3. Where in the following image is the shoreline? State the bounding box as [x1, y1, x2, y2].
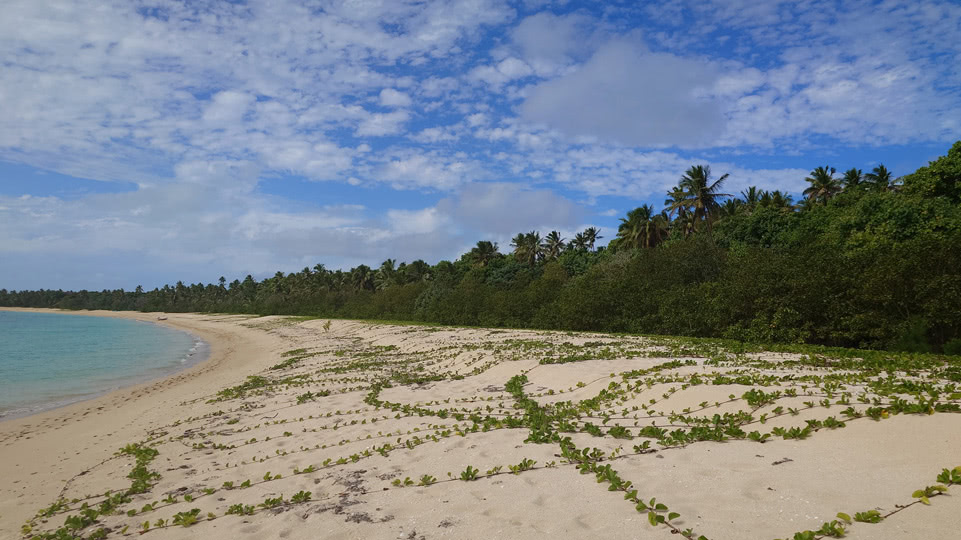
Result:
[0, 308, 283, 536]
[0, 308, 210, 422]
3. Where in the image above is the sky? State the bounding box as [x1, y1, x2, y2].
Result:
[1, 0, 960, 291]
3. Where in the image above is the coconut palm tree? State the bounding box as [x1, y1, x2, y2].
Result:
[510, 232, 526, 255]
[796, 197, 818, 212]
[350, 265, 375, 291]
[614, 206, 649, 249]
[541, 231, 566, 260]
[803, 166, 840, 205]
[666, 165, 731, 235]
[310, 264, 332, 291]
[842, 168, 864, 191]
[758, 190, 794, 211]
[664, 187, 692, 236]
[511, 231, 542, 266]
[719, 198, 743, 219]
[569, 232, 588, 251]
[770, 190, 794, 211]
[741, 186, 762, 210]
[468, 240, 500, 266]
[864, 164, 893, 191]
[582, 227, 602, 251]
[673, 211, 697, 237]
[402, 259, 432, 282]
[615, 205, 668, 249]
[375, 259, 397, 290]
[664, 186, 688, 218]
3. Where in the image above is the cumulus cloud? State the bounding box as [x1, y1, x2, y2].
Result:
[372, 151, 484, 190]
[436, 182, 584, 236]
[521, 40, 726, 148]
[468, 56, 534, 88]
[355, 110, 411, 136]
[379, 89, 413, 108]
[202, 91, 255, 126]
[387, 207, 450, 236]
[510, 12, 599, 75]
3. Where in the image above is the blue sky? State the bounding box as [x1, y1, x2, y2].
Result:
[1, 0, 959, 290]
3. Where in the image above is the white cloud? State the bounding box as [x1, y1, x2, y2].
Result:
[497, 57, 533, 79]
[0, 0, 513, 189]
[466, 113, 489, 127]
[387, 207, 449, 236]
[202, 91, 255, 126]
[411, 126, 461, 143]
[436, 182, 583, 236]
[355, 110, 411, 136]
[379, 88, 413, 108]
[521, 40, 726, 148]
[510, 12, 598, 76]
[372, 151, 482, 190]
[468, 56, 534, 88]
[173, 160, 261, 194]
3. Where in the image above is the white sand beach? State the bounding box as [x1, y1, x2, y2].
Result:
[2, 310, 959, 540]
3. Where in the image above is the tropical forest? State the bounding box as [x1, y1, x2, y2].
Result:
[4, 141, 961, 354]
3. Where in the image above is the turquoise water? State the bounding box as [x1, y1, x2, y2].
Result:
[0, 311, 206, 419]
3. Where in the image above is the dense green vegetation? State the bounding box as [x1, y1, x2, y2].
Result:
[3, 142, 960, 353]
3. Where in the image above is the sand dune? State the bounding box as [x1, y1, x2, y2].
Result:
[3, 311, 960, 540]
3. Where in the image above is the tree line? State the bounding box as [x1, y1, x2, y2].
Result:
[4, 142, 960, 353]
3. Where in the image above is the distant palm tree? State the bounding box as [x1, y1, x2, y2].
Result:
[582, 227, 602, 251]
[402, 259, 432, 282]
[615, 206, 650, 249]
[741, 186, 762, 209]
[664, 186, 688, 218]
[673, 212, 697, 237]
[350, 265, 375, 291]
[569, 232, 588, 251]
[759, 190, 772, 207]
[666, 165, 731, 235]
[511, 231, 542, 266]
[769, 190, 794, 210]
[469, 240, 500, 266]
[864, 164, 893, 191]
[803, 166, 840, 205]
[375, 259, 397, 290]
[719, 198, 743, 219]
[796, 197, 818, 212]
[758, 190, 794, 211]
[510, 232, 526, 255]
[615, 205, 668, 249]
[541, 231, 566, 260]
[665, 187, 692, 236]
[842, 168, 863, 190]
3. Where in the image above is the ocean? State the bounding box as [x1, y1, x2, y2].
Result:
[0, 310, 206, 420]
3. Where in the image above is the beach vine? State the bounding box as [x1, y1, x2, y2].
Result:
[20, 320, 961, 540]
